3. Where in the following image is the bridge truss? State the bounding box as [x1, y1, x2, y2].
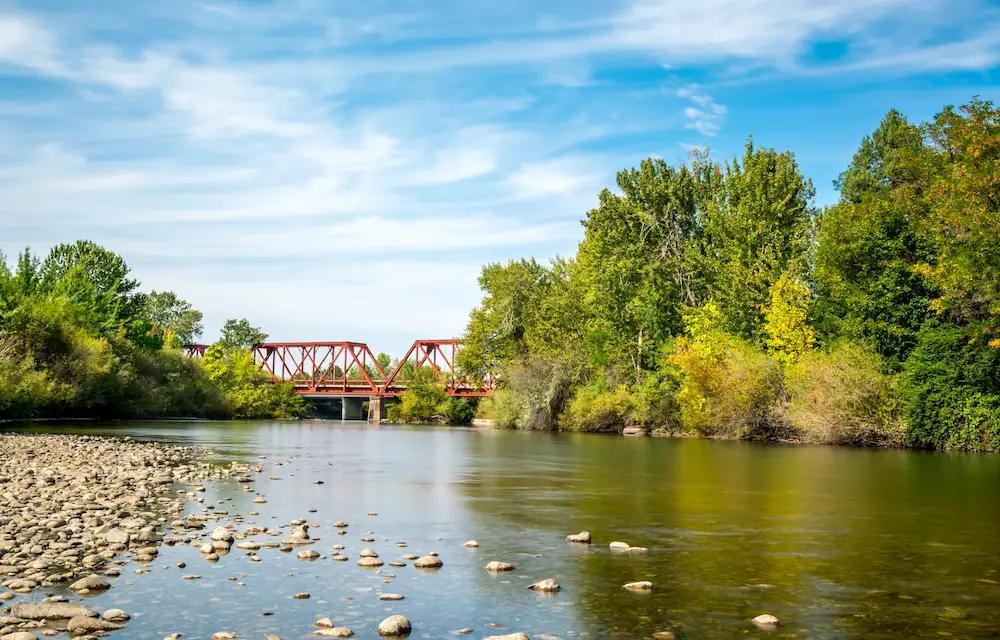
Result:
[224, 339, 496, 397]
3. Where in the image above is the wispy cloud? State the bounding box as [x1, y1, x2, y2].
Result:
[676, 85, 727, 137]
[0, 0, 996, 347]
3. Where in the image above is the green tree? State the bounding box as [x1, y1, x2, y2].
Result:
[218, 318, 267, 350]
[37, 240, 146, 341]
[202, 344, 305, 419]
[813, 109, 935, 365]
[144, 290, 204, 345]
[458, 259, 550, 377]
[917, 97, 1000, 344]
[698, 141, 816, 342]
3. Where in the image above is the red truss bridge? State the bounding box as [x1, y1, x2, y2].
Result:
[186, 339, 495, 398]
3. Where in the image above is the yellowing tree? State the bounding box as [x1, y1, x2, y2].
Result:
[763, 272, 815, 366]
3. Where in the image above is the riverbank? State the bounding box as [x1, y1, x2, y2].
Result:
[0, 433, 261, 638]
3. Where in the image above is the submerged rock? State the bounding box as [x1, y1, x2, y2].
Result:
[565, 531, 591, 543]
[752, 614, 780, 627]
[528, 578, 561, 592]
[485, 561, 515, 572]
[623, 581, 654, 591]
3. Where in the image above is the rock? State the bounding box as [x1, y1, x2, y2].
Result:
[413, 555, 442, 569]
[485, 561, 515, 572]
[211, 634, 237, 640]
[453, 629, 473, 635]
[297, 550, 320, 560]
[66, 615, 123, 634]
[623, 580, 654, 591]
[626, 546, 648, 553]
[316, 617, 334, 628]
[379, 593, 405, 600]
[377, 615, 412, 637]
[622, 426, 649, 436]
[293, 592, 310, 599]
[566, 531, 591, 543]
[528, 578, 560, 592]
[68, 574, 110, 593]
[313, 629, 353, 638]
[1, 633, 39, 640]
[357, 556, 384, 567]
[360, 548, 379, 558]
[210, 527, 233, 541]
[652, 632, 678, 639]
[463, 540, 479, 548]
[12, 602, 97, 620]
[752, 614, 780, 627]
[609, 541, 630, 551]
[483, 634, 528, 640]
[104, 529, 130, 544]
[101, 609, 130, 623]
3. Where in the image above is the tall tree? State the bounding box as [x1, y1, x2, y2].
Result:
[144, 290, 204, 345]
[576, 158, 706, 380]
[37, 240, 146, 340]
[813, 110, 936, 366]
[217, 318, 267, 350]
[699, 141, 816, 343]
[918, 97, 1000, 345]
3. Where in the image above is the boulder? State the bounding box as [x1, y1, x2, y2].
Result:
[12, 602, 97, 620]
[566, 531, 591, 543]
[377, 615, 411, 637]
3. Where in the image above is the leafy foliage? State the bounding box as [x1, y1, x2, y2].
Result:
[462, 97, 999, 452]
[0, 241, 298, 421]
[386, 367, 476, 425]
[218, 318, 268, 350]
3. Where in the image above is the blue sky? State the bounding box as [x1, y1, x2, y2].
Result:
[0, 0, 997, 355]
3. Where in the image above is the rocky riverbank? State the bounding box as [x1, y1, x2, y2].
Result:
[0, 433, 260, 639]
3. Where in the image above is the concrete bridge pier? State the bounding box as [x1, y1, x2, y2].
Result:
[341, 396, 366, 421]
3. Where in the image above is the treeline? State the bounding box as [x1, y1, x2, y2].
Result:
[459, 98, 1000, 452]
[0, 241, 305, 420]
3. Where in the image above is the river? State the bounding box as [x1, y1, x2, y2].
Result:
[2, 420, 999, 639]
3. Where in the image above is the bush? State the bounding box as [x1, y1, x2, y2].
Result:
[385, 368, 476, 425]
[901, 322, 1000, 452]
[203, 345, 307, 419]
[476, 357, 570, 430]
[559, 381, 634, 432]
[667, 334, 785, 438]
[784, 343, 906, 446]
[440, 397, 477, 425]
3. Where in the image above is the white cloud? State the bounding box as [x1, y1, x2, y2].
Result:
[676, 85, 726, 136]
[506, 159, 597, 200]
[0, 14, 64, 75]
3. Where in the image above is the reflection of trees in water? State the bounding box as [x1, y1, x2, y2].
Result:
[457, 432, 1000, 638]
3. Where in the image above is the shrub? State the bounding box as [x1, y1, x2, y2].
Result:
[440, 397, 477, 425]
[901, 321, 1000, 452]
[784, 343, 906, 446]
[559, 381, 634, 432]
[477, 357, 570, 430]
[667, 334, 785, 438]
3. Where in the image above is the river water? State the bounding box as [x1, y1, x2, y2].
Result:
[2, 420, 999, 639]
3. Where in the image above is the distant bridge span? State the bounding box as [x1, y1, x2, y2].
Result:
[185, 338, 495, 399]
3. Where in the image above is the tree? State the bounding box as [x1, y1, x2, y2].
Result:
[698, 141, 816, 343]
[763, 271, 815, 367]
[917, 97, 1000, 344]
[813, 109, 936, 366]
[36, 240, 147, 341]
[575, 158, 705, 380]
[144, 290, 204, 345]
[217, 318, 267, 350]
[458, 259, 550, 377]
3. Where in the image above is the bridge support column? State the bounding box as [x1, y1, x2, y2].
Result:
[368, 396, 382, 424]
[341, 396, 365, 421]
